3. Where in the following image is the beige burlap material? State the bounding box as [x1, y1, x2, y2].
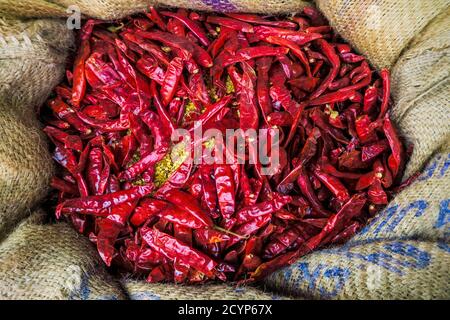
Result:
[0, 18, 73, 238]
[0, 210, 127, 299]
[123, 280, 293, 300]
[0, 0, 311, 19]
[0, 1, 449, 300]
[316, 0, 450, 70]
[390, 7, 450, 179]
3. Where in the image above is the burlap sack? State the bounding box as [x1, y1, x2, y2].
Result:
[390, 7, 450, 178]
[0, 18, 73, 238]
[316, 0, 450, 69]
[123, 280, 292, 300]
[0, 0, 311, 20]
[0, 1, 448, 300]
[0, 210, 127, 300]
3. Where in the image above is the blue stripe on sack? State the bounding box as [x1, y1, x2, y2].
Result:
[201, 0, 237, 12]
[68, 271, 90, 300]
[319, 241, 431, 275]
[417, 153, 450, 181]
[283, 263, 351, 298]
[435, 198, 450, 235]
[129, 291, 161, 300]
[437, 241, 450, 253]
[358, 198, 450, 237]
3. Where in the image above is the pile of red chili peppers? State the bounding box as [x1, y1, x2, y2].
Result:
[41, 7, 408, 283]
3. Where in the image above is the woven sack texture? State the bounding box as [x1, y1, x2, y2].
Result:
[315, 0, 450, 69]
[0, 18, 73, 238]
[0, 1, 448, 299]
[0, 0, 311, 19]
[0, 210, 127, 300]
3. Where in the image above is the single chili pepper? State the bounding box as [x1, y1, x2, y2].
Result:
[263, 226, 305, 259]
[136, 55, 165, 83]
[161, 11, 210, 46]
[378, 69, 391, 119]
[130, 198, 169, 226]
[158, 205, 207, 229]
[255, 57, 273, 123]
[254, 26, 322, 46]
[235, 193, 291, 225]
[162, 189, 214, 227]
[263, 36, 312, 76]
[150, 81, 176, 135]
[122, 32, 170, 65]
[146, 7, 166, 31]
[297, 168, 332, 218]
[86, 147, 104, 195]
[76, 111, 129, 132]
[221, 46, 289, 68]
[313, 166, 350, 202]
[50, 176, 79, 195]
[160, 57, 184, 106]
[56, 185, 154, 218]
[363, 85, 378, 114]
[303, 6, 327, 26]
[383, 115, 404, 179]
[49, 97, 92, 135]
[72, 20, 94, 107]
[199, 165, 218, 215]
[308, 89, 357, 106]
[232, 214, 272, 240]
[135, 30, 213, 68]
[305, 26, 332, 34]
[141, 227, 223, 279]
[225, 13, 297, 29]
[43, 126, 83, 152]
[340, 52, 365, 63]
[206, 16, 254, 32]
[361, 140, 389, 162]
[214, 163, 235, 219]
[355, 114, 378, 143]
[309, 39, 340, 100]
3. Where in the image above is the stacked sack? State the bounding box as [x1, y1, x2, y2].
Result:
[0, 0, 448, 299]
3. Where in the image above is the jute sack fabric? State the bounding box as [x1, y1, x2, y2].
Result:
[0, 0, 311, 19]
[0, 18, 73, 238]
[0, 210, 127, 299]
[122, 280, 292, 300]
[0, 1, 448, 299]
[315, 0, 450, 70]
[0, 211, 126, 299]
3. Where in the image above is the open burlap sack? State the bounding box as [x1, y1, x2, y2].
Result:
[0, 1, 448, 300]
[0, 18, 73, 239]
[0, 210, 127, 300]
[0, 0, 311, 20]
